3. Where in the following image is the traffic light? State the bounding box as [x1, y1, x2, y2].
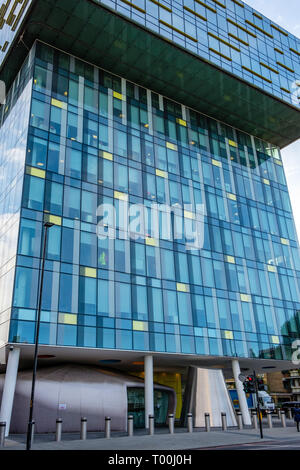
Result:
[243, 375, 256, 393]
[246, 375, 256, 393]
[257, 378, 265, 391]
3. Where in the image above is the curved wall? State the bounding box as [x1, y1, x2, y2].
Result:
[0, 364, 175, 433]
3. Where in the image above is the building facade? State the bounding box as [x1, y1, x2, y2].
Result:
[282, 369, 300, 402]
[0, 0, 300, 433]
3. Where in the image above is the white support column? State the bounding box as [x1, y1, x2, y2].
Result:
[144, 355, 154, 429]
[0, 347, 20, 436]
[232, 359, 251, 426]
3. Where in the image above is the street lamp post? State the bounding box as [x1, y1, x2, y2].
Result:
[26, 221, 53, 451]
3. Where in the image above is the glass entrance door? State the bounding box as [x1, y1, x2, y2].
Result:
[127, 387, 170, 428]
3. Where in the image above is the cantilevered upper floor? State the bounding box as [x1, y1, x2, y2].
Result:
[0, 0, 299, 147]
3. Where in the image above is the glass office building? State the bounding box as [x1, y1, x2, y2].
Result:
[1, 39, 299, 360]
[0, 0, 299, 432]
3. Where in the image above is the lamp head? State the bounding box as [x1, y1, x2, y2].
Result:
[44, 222, 54, 228]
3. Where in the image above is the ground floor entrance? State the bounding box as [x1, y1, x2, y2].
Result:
[128, 388, 170, 428]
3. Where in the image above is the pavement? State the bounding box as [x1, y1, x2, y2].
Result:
[1, 419, 300, 451]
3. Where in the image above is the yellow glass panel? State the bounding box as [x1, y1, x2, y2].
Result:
[166, 142, 178, 151]
[26, 166, 45, 179]
[225, 330, 234, 340]
[58, 314, 77, 325]
[263, 178, 270, 185]
[212, 159, 222, 167]
[80, 267, 97, 278]
[44, 214, 62, 226]
[113, 91, 125, 101]
[276, 61, 294, 74]
[146, 238, 158, 247]
[159, 19, 197, 42]
[271, 336, 280, 344]
[133, 321, 148, 331]
[120, 0, 146, 13]
[102, 151, 113, 161]
[226, 256, 235, 264]
[267, 265, 277, 273]
[176, 118, 187, 127]
[210, 48, 232, 62]
[177, 283, 189, 292]
[184, 210, 195, 220]
[274, 160, 282, 166]
[281, 238, 290, 245]
[227, 193, 237, 201]
[240, 293, 251, 302]
[156, 169, 168, 178]
[51, 98, 67, 110]
[228, 139, 238, 147]
[114, 191, 128, 201]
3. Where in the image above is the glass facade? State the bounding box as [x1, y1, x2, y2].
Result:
[1, 41, 298, 361]
[96, 0, 300, 108]
[0, 52, 32, 346]
[0, 0, 299, 109]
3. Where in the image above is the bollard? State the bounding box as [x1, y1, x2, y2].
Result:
[149, 415, 154, 435]
[0, 422, 6, 448]
[168, 414, 174, 434]
[187, 413, 193, 433]
[105, 417, 111, 439]
[31, 420, 35, 445]
[205, 413, 211, 432]
[128, 415, 134, 437]
[236, 411, 243, 430]
[280, 410, 286, 428]
[288, 409, 292, 420]
[277, 408, 281, 419]
[267, 410, 273, 429]
[251, 410, 258, 429]
[221, 412, 227, 431]
[80, 417, 87, 440]
[55, 418, 62, 442]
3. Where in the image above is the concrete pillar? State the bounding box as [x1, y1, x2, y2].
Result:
[0, 347, 20, 436]
[232, 359, 251, 426]
[144, 355, 154, 429]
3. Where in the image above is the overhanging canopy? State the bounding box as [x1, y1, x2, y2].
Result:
[1, 0, 299, 148]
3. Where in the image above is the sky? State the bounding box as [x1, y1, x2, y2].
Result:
[243, 1, 300, 241]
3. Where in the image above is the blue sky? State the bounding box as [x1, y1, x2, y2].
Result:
[244, 1, 300, 241]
